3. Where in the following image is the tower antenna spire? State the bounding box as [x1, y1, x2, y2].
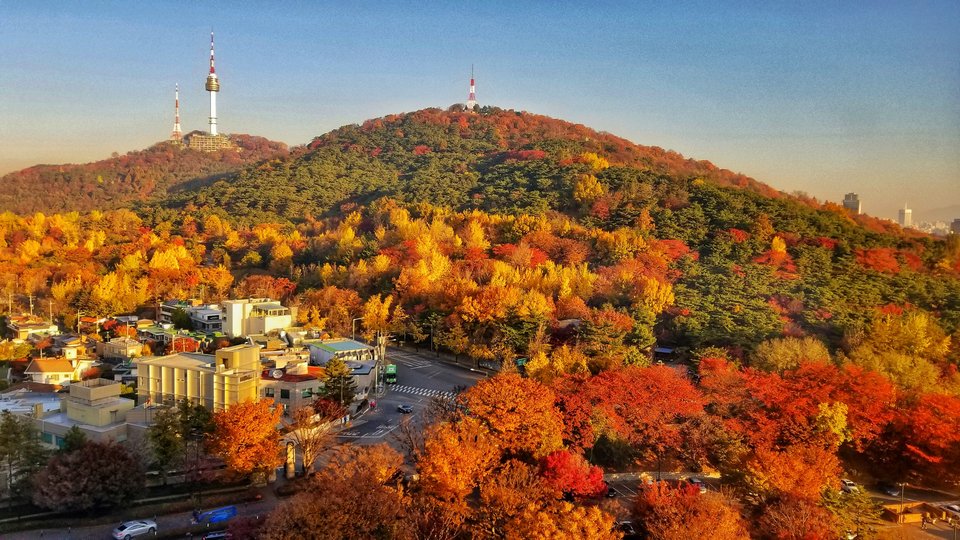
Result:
[205, 31, 220, 135]
[466, 64, 477, 110]
[171, 83, 182, 142]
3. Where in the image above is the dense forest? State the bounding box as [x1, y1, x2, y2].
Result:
[0, 134, 288, 214]
[1, 107, 959, 538]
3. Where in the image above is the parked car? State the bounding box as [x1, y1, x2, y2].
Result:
[943, 503, 960, 516]
[617, 520, 640, 539]
[397, 404, 413, 414]
[876, 482, 901, 497]
[112, 519, 157, 540]
[192, 505, 238, 525]
[201, 531, 233, 540]
[689, 478, 708, 494]
[840, 479, 859, 494]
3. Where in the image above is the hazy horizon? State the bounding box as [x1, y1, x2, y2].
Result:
[1, 2, 958, 222]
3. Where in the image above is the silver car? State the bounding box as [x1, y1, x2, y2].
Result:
[112, 519, 157, 540]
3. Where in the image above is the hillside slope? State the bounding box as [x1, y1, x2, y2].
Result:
[151, 107, 783, 223]
[0, 134, 288, 214]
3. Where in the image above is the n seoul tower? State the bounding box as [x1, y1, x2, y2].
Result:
[205, 32, 220, 136]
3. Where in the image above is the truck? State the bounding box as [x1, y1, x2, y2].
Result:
[384, 364, 397, 384]
[191, 505, 238, 526]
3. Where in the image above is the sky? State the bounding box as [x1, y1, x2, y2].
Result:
[1, 1, 958, 223]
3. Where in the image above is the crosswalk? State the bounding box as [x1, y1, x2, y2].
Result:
[389, 384, 455, 400]
[388, 351, 433, 369]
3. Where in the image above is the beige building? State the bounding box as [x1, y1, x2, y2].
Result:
[3, 379, 135, 448]
[222, 298, 295, 338]
[98, 337, 144, 361]
[64, 378, 135, 427]
[135, 344, 260, 411]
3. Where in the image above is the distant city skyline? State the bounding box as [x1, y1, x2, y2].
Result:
[1, 2, 958, 222]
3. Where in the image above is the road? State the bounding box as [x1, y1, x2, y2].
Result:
[336, 346, 486, 443]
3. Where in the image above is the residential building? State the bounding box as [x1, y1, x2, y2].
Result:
[23, 357, 95, 385]
[159, 299, 197, 324]
[952, 218, 960, 235]
[135, 344, 260, 411]
[222, 298, 295, 338]
[188, 306, 224, 333]
[842, 193, 861, 214]
[260, 361, 325, 414]
[98, 337, 144, 362]
[159, 300, 224, 334]
[7, 316, 59, 341]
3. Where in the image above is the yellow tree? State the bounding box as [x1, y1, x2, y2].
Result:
[505, 501, 619, 540]
[573, 174, 605, 205]
[207, 399, 283, 480]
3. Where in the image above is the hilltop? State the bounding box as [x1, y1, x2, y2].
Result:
[149, 107, 782, 223]
[0, 134, 288, 214]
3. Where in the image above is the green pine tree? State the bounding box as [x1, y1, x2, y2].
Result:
[322, 357, 357, 408]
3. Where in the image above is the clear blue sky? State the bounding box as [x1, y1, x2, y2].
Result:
[1, 1, 958, 222]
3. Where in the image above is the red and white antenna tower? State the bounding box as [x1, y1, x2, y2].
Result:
[171, 83, 182, 142]
[466, 65, 477, 110]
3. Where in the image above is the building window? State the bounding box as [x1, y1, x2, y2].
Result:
[301, 389, 313, 399]
[265, 388, 275, 397]
[280, 389, 290, 399]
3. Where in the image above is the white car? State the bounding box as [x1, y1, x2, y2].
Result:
[112, 519, 157, 540]
[840, 479, 859, 494]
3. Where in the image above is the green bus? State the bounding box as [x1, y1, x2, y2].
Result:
[384, 364, 397, 384]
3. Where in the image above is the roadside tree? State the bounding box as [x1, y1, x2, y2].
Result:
[31, 441, 143, 511]
[207, 399, 283, 481]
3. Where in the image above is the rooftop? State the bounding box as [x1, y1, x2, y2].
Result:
[24, 357, 75, 374]
[305, 338, 371, 353]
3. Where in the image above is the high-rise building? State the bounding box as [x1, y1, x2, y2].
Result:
[465, 65, 477, 110]
[898, 204, 913, 228]
[842, 193, 861, 214]
[951, 218, 960, 235]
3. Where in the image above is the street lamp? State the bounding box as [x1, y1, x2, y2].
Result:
[898, 482, 906, 521]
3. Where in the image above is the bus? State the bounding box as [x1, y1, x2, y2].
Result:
[384, 364, 397, 384]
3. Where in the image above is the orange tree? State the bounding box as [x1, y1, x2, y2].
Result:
[207, 399, 283, 480]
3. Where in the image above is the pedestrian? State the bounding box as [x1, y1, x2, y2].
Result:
[921, 515, 927, 529]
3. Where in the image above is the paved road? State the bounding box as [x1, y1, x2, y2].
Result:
[337, 346, 486, 443]
[3, 489, 277, 540]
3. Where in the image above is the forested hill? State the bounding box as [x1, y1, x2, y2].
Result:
[149, 107, 787, 223]
[0, 134, 288, 214]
